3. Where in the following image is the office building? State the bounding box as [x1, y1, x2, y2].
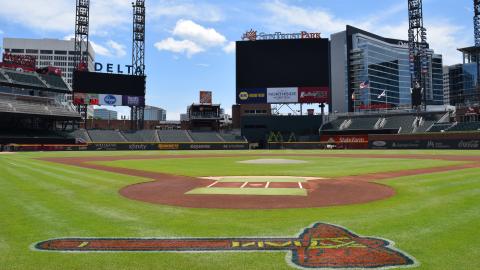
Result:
[144, 106, 167, 121]
[330, 26, 444, 113]
[3, 38, 95, 86]
[94, 108, 118, 120]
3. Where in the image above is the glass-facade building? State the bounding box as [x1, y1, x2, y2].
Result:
[331, 26, 444, 113]
[448, 63, 478, 106]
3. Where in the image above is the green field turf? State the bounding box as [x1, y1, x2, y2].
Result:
[0, 150, 479, 270]
[93, 156, 463, 178]
[185, 187, 307, 196]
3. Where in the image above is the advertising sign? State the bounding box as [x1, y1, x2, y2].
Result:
[73, 93, 86, 105]
[200, 91, 213, 104]
[86, 94, 99, 105]
[321, 135, 369, 144]
[298, 87, 329, 103]
[267, 87, 298, 104]
[236, 88, 267, 104]
[122, 96, 145, 106]
[369, 139, 480, 150]
[99, 94, 122, 106]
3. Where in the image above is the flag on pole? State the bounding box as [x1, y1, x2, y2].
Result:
[378, 90, 386, 99]
[360, 80, 370, 89]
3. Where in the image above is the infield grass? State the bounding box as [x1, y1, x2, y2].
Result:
[93, 156, 463, 178]
[0, 150, 479, 270]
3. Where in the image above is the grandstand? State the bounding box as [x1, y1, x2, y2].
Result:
[320, 111, 449, 135]
[3, 70, 46, 88]
[157, 130, 192, 142]
[189, 131, 223, 142]
[0, 65, 80, 144]
[38, 74, 70, 90]
[122, 130, 158, 142]
[61, 129, 247, 143]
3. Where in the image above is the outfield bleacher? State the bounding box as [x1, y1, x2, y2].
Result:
[219, 133, 247, 142]
[122, 130, 158, 142]
[157, 130, 192, 142]
[448, 122, 480, 132]
[428, 123, 455, 132]
[189, 131, 223, 142]
[87, 130, 127, 142]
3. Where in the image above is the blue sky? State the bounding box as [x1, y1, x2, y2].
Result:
[0, 0, 475, 119]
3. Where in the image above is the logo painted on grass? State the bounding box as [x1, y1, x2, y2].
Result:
[34, 223, 417, 269]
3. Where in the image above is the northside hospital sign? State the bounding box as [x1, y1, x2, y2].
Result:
[242, 29, 322, 41]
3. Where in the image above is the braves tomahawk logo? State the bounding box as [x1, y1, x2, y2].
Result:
[35, 223, 417, 269]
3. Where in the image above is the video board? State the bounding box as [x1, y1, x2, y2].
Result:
[236, 38, 330, 104]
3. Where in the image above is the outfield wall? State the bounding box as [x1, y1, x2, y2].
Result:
[369, 133, 480, 150]
[2, 142, 249, 152]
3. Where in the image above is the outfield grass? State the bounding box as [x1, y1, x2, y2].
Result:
[185, 187, 307, 196]
[0, 150, 479, 270]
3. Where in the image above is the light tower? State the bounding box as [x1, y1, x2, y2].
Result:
[131, 0, 146, 130]
[74, 0, 90, 123]
[408, 0, 428, 110]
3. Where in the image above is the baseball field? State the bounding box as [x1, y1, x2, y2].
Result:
[1, 150, 479, 269]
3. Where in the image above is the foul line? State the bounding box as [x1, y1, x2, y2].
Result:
[265, 182, 270, 189]
[298, 182, 303, 189]
[207, 181, 218, 188]
[240, 182, 249, 188]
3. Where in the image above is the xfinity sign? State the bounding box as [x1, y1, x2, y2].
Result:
[94, 63, 144, 75]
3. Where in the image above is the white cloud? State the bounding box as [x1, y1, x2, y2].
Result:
[155, 19, 232, 57]
[263, 0, 347, 35]
[196, 63, 210, 68]
[154, 38, 204, 57]
[90, 40, 127, 58]
[0, 0, 130, 35]
[150, 2, 224, 23]
[173, 19, 227, 47]
[0, 30, 4, 35]
[223, 41, 236, 54]
[106, 40, 127, 58]
[90, 41, 111, 57]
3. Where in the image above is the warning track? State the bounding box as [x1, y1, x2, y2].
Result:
[41, 153, 480, 209]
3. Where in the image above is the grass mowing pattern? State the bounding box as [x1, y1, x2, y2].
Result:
[0, 150, 478, 270]
[93, 156, 463, 178]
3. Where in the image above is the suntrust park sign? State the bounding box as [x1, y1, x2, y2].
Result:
[242, 29, 321, 41]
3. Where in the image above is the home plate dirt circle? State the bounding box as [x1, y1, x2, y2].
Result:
[120, 174, 395, 209]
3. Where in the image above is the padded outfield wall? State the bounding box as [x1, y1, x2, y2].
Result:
[369, 133, 480, 150]
[2, 142, 249, 152]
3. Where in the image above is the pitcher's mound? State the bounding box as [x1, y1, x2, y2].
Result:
[238, 159, 308, 164]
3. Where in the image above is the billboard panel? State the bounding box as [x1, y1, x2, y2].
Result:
[99, 94, 122, 106]
[73, 71, 146, 96]
[236, 88, 267, 104]
[200, 91, 213, 104]
[236, 38, 330, 104]
[298, 87, 329, 103]
[122, 96, 145, 106]
[267, 87, 298, 104]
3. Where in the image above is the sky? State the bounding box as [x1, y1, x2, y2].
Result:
[0, 0, 475, 120]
